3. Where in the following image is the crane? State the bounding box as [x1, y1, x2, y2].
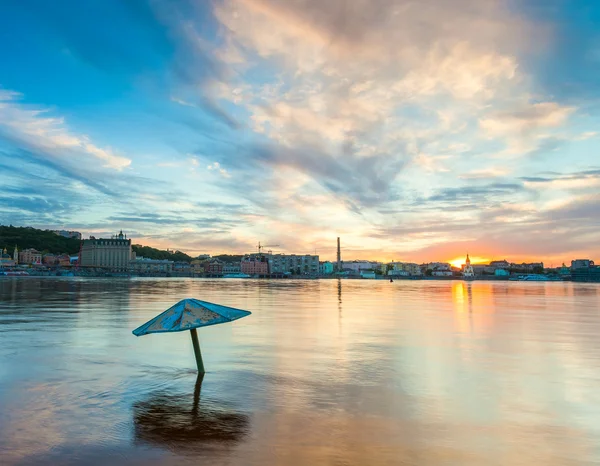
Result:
[258, 242, 280, 256]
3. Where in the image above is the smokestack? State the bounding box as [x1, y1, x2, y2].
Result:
[337, 237, 341, 272]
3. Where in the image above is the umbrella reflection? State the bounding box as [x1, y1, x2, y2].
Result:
[133, 376, 250, 450]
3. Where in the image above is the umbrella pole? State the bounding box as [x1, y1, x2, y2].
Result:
[190, 328, 205, 374]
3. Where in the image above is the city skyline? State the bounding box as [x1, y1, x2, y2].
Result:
[1, 1, 599, 265]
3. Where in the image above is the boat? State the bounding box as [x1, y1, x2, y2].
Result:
[223, 273, 251, 278]
[510, 274, 561, 281]
[0, 271, 29, 276]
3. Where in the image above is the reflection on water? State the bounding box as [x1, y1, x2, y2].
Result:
[133, 375, 250, 450]
[1, 278, 600, 465]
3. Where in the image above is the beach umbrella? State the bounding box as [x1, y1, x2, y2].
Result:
[132, 298, 251, 373]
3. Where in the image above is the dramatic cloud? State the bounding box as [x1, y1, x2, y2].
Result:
[0, 0, 598, 262]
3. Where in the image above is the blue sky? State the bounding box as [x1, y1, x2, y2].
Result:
[0, 0, 598, 263]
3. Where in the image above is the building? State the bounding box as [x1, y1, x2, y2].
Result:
[130, 257, 174, 274]
[52, 230, 82, 240]
[205, 259, 224, 275]
[571, 259, 595, 269]
[495, 269, 510, 277]
[268, 254, 319, 275]
[223, 263, 242, 274]
[43, 254, 57, 266]
[509, 262, 544, 272]
[387, 262, 421, 276]
[190, 259, 205, 274]
[572, 266, 600, 282]
[241, 256, 269, 275]
[173, 261, 191, 273]
[489, 260, 510, 269]
[319, 261, 334, 275]
[19, 248, 42, 265]
[463, 255, 475, 278]
[341, 260, 380, 275]
[79, 231, 132, 271]
[0, 248, 15, 268]
[57, 254, 72, 267]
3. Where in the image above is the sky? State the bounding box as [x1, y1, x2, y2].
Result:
[0, 0, 598, 264]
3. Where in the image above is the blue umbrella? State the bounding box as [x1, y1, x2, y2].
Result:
[133, 298, 251, 373]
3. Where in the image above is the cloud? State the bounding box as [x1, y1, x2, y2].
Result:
[521, 168, 600, 191]
[207, 161, 231, 178]
[0, 90, 131, 169]
[479, 102, 575, 138]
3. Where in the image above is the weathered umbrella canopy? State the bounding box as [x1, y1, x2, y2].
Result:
[132, 298, 251, 373]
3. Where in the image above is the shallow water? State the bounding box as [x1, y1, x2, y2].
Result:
[1, 278, 600, 465]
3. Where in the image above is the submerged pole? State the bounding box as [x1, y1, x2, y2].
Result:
[190, 328, 205, 374]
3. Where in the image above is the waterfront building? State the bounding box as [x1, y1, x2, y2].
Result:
[471, 264, 487, 275]
[387, 262, 421, 276]
[269, 254, 319, 275]
[130, 257, 174, 274]
[43, 254, 57, 266]
[495, 269, 510, 277]
[1, 248, 15, 268]
[426, 262, 452, 276]
[79, 231, 132, 271]
[463, 255, 475, 278]
[19, 248, 42, 265]
[559, 263, 571, 276]
[341, 260, 381, 275]
[190, 259, 205, 274]
[173, 261, 191, 273]
[57, 254, 72, 267]
[571, 259, 595, 269]
[205, 259, 224, 275]
[572, 266, 600, 282]
[223, 263, 242, 274]
[52, 230, 82, 240]
[241, 256, 269, 275]
[319, 261, 334, 275]
[489, 260, 510, 269]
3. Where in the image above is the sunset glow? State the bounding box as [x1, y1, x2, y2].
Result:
[0, 1, 598, 263]
[449, 257, 490, 269]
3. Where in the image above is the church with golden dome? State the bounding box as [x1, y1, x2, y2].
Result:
[0, 246, 17, 268]
[463, 254, 475, 280]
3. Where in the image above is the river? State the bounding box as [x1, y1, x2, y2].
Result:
[1, 278, 599, 465]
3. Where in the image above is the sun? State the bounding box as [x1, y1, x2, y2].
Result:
[448, 256, 489, 269]
[449, 258, 466, 269]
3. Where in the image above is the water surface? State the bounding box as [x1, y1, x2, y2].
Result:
[1, 278, 600, 465]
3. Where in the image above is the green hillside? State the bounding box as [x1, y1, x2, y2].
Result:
[0, 225, 81, 255]
[132, 244, 193, 262]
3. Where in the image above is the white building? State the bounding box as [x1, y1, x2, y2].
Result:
[463, 254, 475, 278]
[341, 261, 381, 274]
[79, 231, 132, 271]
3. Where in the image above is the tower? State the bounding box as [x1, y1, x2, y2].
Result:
[13, 245, 18, 264]
[463, 253, 474, 279]
[336, 237, 341, 273]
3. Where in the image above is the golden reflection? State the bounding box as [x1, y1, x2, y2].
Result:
[452, 282, 496, 334]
